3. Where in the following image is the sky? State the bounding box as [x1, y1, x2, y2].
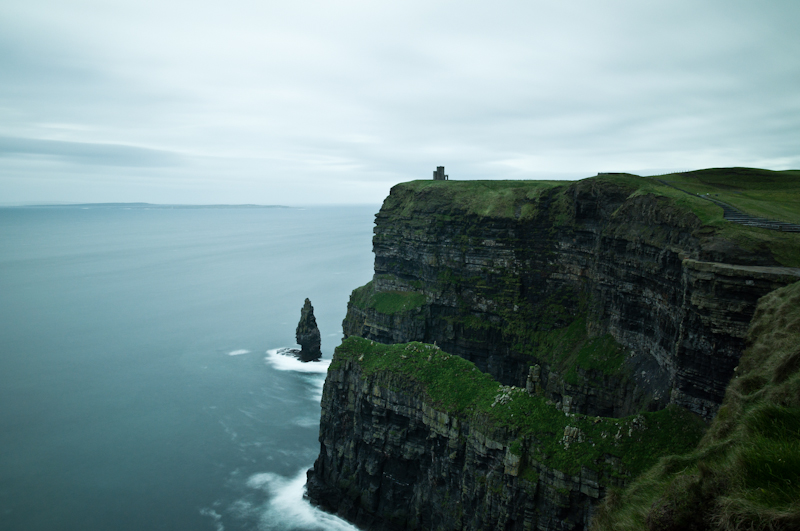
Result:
[1, 0, 798, 205]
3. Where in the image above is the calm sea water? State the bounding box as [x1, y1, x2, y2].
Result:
[0, 205, 376, 531]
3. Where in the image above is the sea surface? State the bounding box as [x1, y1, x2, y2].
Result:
[0, 204, 377, 531]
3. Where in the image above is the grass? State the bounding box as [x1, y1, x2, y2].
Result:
[590, 280, 800, 531]
[641, 168, 800, 267]
[382, 179, 565, 220]
[348, 280, 427, 315]
[331, 336, 704, 479]
[382, 168, 800, 266]
[566, 333, 628, 385]
[658, 168, 800, 225]
[506, 315, 629, 385]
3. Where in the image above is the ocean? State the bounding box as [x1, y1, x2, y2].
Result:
[0, 204, 377, 531]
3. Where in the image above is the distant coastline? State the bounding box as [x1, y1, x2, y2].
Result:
[0, 202, 293, 209]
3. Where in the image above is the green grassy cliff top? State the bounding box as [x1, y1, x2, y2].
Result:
[659, 167, 800, 225]
[382, 167, 800, 266]
[383, 179, 565, 219]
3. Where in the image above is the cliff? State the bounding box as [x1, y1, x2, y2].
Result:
[591, 279, 800, 531]
[307, 338, 705, 530]
[308, 169, 800, 530]
[342, 173, 800, 419]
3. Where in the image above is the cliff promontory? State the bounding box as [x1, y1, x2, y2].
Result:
[308, 168, 800, 530]
[342, 171, 800, 419]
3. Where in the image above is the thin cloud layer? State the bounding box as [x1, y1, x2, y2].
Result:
[0, 0, 798, 204]
[0, 136, 182, 167]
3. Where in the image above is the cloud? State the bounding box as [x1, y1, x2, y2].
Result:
[0, 136, 183, 167]
[0, 0, 798, 204]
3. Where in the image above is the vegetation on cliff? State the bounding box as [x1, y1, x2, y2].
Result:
[661, 168, 800, 225]
[381, 168, 800, 266]
[591, 280, 800, 531]
[379, 179, 564, 220]
[348, 280, 427, 315]
[605, 168, 800, 267]
[331, 336, 705, 479]
[582, 169, 800, 267]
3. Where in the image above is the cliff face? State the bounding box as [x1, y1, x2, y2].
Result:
[591, 279, 800, 531]
[307, 339, 705, 531]
[343, 178, 800, 419]
[309, 173, 800, 531]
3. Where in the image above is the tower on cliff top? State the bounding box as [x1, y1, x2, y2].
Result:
[433, 166, 449, 180]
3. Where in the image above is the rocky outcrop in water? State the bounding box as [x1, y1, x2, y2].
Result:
[295, 298, 321, 362]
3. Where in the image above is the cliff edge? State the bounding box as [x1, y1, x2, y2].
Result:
[342, 171, 800, 419]
[307, 338, 705, 530]
[308, 168, 800, 530]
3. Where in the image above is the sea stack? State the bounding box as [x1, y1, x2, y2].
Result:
[295, 298, 321, 362]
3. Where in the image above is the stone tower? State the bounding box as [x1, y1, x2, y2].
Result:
[432, 166, 449, 180]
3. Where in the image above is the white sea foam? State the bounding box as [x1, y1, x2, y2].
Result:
[292, 416, 321, 429]
[309, 376, 326, 403]
[199, 508, 224, 531]
[244, 469, 359, 531]
[228, 349, 250, 356]
[265, 348, 331, 374]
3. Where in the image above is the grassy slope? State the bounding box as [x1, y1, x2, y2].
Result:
[349, 280, 427, 315]
[648, 168, 800, 267]
[332, 337, 705, 480]
[591, 280, 800, 531]
[516, 316, 629, 386]
[661, 168, 800, 225]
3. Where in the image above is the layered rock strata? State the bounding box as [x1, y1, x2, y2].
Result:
[307, 339, 704, 531]
[343, 178, 800, 418]
[296, 298, 322, 362]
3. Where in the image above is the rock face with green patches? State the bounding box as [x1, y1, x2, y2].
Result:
[306, 339, 705, 531]
[590, 280, 800, 531]
[308, 171, 800, 530]
[343, 176, 800, 419]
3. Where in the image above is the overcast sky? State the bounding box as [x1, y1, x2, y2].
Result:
[1, 0, 798, 205]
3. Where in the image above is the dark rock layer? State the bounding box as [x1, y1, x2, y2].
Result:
[296, 298, 322, 362]
[307, 357, 617, 531]
[308, 177, 800, 531]
[343, 179, 800, 419]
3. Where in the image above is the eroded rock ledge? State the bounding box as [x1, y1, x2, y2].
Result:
[307, 339, 704, 531]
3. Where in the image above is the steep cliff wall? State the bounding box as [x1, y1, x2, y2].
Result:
[307, 338, 705, 531]
[591, 279, 800, 531]
[342, 176, 800, 419]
